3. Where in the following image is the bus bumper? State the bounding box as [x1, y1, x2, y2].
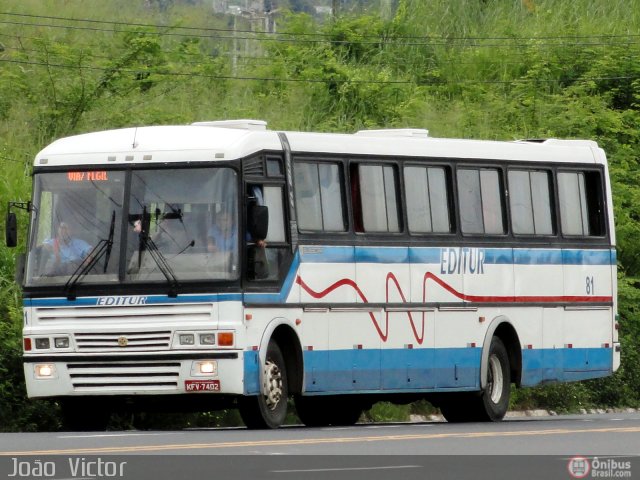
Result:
[23, 352, 248, 398]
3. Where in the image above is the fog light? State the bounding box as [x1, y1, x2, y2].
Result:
[199, 333, 216, 345]
[197, 361, 217, 375]
[35, 338, 50, 350]
[54, 337, 69, 349]
[35, 364, 55, 378]
[179, 334, 195, 345]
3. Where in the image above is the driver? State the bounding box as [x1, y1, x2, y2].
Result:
[42, 222, 92, 275]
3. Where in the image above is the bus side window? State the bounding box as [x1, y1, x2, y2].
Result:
[262, 186, 286, 243]
[404, 165, 452, 234]
[458, 167, 505, 235]
[350, 164, 363, 233]
[508, 170, 554, 236]
[294, 161, 346, 232]
[558, 171, 605, 237]
[247, 185, 287, 281]
[352, 163, 401, 233]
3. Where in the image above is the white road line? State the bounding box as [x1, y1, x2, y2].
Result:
[363, 425, 405, 429]
[58, 432, 184, 439]
[272, 465, 422, 473]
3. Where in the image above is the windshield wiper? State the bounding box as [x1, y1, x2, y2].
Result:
[138, 232, 180, 297]
[65, 211, 116, 300]
[130, 206, 180, 297]
[103, 210, 116, 273]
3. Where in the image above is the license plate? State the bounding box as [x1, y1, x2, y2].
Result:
[185, 380, 220, 392]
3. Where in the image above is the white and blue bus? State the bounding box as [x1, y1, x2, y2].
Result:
[7, 120, 619, 429]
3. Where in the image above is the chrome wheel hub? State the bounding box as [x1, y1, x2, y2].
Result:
[488, 354, 504, 404]
[263, 360, 283, 410]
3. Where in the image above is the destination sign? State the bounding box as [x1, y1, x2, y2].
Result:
[67, 171, 109, 182]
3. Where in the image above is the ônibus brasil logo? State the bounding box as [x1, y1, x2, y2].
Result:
[568, 456, 591, 478]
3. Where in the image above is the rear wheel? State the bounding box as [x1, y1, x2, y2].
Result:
[238, 340, 288, 429]
[440, 337, 511, 423]
[479, 336, 511, 421]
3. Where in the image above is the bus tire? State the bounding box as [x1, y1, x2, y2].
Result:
[238, 340, 288, 429]
[478, 336, 511, 421]
[440, 337, 511, 423]
[295, 395, 363, 427]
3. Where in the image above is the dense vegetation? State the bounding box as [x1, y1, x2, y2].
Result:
[1, 0, 639, 430]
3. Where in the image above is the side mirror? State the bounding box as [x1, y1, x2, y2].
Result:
[6, 211, 17, 247]
[248, 204, 268, 241]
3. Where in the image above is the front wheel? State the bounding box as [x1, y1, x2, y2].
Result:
[238, 340, 288, 429]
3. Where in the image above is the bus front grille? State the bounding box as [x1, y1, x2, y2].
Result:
[68, 361, 181, 392]
[32, 303, 215, 326]
[74, 331, 172, 351]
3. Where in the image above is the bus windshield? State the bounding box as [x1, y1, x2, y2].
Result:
[25, 167, 239, 287]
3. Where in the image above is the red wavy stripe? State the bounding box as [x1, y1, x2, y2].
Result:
[296, 272, 612, 344]
[422, 272, 612, 303]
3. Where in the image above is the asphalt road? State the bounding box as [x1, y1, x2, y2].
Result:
[0, 413, 638, 479]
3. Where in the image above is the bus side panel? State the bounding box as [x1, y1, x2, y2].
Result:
[541, 307, 564, 382]
[433, 310, 482, 389]
[356, 246, 408, 391]
[300, 311, 330, 392]
[562, 249, 614, 378]
[298, 247, 357, 393]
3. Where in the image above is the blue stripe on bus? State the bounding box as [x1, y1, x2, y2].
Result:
[24, 247, 614, 307]
[289, 347, 612, 395]
[520, 347, 613, 385]
[563, 249, 614, 265]
[243, 251, 301, 304]
[299, 246, 614, 266]
[25, 293, 243, 308]
[513, 249, 562, 265]
[355, 247, 410, 264]
[409, 248, 443, 264]
[300, 246, 354, 263]
[512, 249, 612, 266]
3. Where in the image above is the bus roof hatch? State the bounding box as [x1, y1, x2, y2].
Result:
[191, 120, 268, 131]
[354, 128, 429, 138]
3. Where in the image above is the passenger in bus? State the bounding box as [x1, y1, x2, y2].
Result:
[152, 213, 192, 254]
[245, 185, 269, 279]
[207, 210, 238, 254]
[246, 184, 267, 248]
[42, 222, 92, 275]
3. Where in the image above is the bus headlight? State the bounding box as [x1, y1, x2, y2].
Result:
[179, 334, 195, 345]
[35, 338, 50, 350]
[199, 333, 216, 345]
[34, 364, 56, 379]
[54, 337, 70, 349]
